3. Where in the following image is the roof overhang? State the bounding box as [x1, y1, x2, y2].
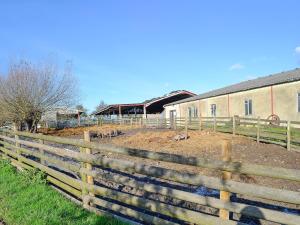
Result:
[94, 103, 144, 115]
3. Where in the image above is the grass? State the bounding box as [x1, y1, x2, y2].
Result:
[0, 159, 127, 225]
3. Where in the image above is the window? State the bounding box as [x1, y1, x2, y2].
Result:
[188, 107, 193, 119]
[298, 93, 300, 112]
[211, 104, 216, 117]
[188, 107, 198, 121]
[245, 99, 253, 116]
[194, 107, 198, 118]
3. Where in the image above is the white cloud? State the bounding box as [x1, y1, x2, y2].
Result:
[229, 63, 244, 71]
[295, 46, 300, 54]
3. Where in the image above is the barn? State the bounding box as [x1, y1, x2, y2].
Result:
[164, 68, 300, 122]
[94, 90, 196, 119]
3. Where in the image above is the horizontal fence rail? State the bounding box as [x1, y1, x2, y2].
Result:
[40, 115, 300, 152]
[99, 116, 299, 151]
[0, 129, 299, 225]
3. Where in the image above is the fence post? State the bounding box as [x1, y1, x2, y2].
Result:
[232, 116, 236, 136]
[185, 114, 188, 140]
[81, 131, 95, 208]
[199, 114, 202, 131]
[219, 140, 232, 220]
[257, 117, 260, 143]
[130, 118, 133, 128]
[287, 121, 291, 151]
[14, 125, 21, 163]
[39, 139, 45, 165]
[174, 117, 177, 130]
[213, 117, 216, 132]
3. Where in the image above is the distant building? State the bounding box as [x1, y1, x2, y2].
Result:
[41, 107, 83, 128]
[93, 90, 196, 119]
[164, 69, 300, 122]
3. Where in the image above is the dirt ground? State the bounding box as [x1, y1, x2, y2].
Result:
[40, 124, 300, 193]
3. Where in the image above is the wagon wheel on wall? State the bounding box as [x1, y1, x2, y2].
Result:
[267, 114, 280, 126]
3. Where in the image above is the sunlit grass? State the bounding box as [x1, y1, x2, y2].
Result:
[0, 159, 127, 225]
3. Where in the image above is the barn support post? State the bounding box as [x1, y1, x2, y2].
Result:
[119, 105, 122, 125]
[257, 117, 261, 143]
[143, 105, 147, 119]
[287, 121, 291, 151]
[219, 140, 232, 220]
[81, 131, 95, 208]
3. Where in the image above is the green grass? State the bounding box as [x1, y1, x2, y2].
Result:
[0, 159, 127, 225]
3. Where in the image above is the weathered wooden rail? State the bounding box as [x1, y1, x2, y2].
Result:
[0, 130, 299, 224]
[97, 116, 300, 151]
[41, 115, 300, 151]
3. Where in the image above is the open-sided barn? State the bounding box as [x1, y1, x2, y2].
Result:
[94, 90, 196, 119]
[164, 68, 300, 122]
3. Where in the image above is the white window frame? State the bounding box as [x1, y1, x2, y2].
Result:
[188, 106, 198, 121]
[245, 99, 253, 116]
[211, 104, 216, 117]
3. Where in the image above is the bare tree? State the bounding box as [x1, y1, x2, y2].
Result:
[0, 59, 78, 132]
[95, 100, 107, 112]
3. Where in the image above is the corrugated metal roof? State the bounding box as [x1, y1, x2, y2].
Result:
[143, 90, 196, 104]
[164, 68, 300, 106]
[93, 90, 196, 115]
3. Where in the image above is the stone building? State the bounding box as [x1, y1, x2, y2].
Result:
[164, 68, 300, 122]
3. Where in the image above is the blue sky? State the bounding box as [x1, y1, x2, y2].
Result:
[1, 1, 300, 111]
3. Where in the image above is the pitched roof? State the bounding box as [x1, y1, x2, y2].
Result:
[92, 90, 196, 115]
[164, 68, 300, 106]
[143, 90, 196, 107]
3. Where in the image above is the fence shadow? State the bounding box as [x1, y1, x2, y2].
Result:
[239, 206, 262, 225]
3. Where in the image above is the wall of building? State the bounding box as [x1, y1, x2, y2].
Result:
[164, 104, 181, 119]
[164, 81, 300, 121]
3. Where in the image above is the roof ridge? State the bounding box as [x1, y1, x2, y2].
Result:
[164, 68, 300, 107]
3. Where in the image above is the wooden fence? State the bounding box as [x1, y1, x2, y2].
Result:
[0, 129, 299, 224]
[97, 116, 300, 152]
[40, 115, 300, 152]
